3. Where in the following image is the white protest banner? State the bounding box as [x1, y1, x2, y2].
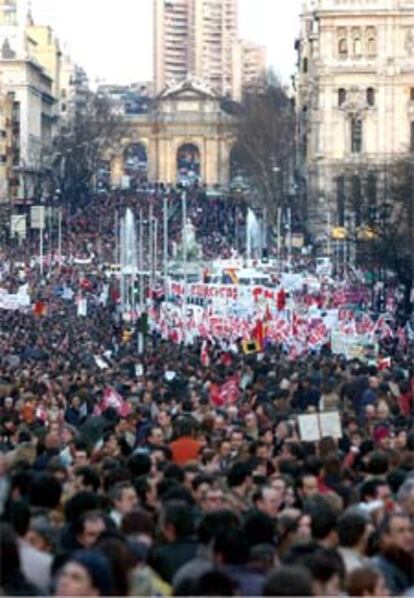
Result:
[319, 412, 342, 439]
[77, 298, 87, 317]
[31, 206, 45, 230]
[11, 215, 27, 239]
[298, 411, 343, 441]
[298, 414, 321, 442]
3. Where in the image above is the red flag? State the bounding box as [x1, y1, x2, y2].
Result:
[277, 288, 286, 311]
[218, 376, 240, 406]
[252, 319, 265, 349]
[378, 357, 391, 371]
[33, 301, 47, 317]
[95, 387, 131, 417]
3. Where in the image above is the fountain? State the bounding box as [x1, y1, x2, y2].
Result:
[246, 208, 261, 262]
[120, 208, 138, 313]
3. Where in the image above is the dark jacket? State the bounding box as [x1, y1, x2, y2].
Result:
[151, 538, 199, 583]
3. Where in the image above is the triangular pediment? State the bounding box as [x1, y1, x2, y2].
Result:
[158, 77, 218, 101]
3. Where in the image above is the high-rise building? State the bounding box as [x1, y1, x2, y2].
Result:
[154, 0, 263, 98]
[296, 0, 414, 237]
[235, 39, 266, 92]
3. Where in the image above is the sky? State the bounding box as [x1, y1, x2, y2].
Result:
[31, 0, 302, 86]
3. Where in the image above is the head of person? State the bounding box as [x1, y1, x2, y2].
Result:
[359, 478, 390, 504]
[306, 499, 338, 547]
[229, 429, 244, 452]
[74, 466, 100, 493]
[297, 473, 319, 501]
[397, 478, 414, 518]
[160, 500, 195, 542]
[263, 565, 313, 596]
[197, 509, 240, 547]
[121, 508, 155, 546]
[203, 486, 227, 512]
[337, 510, 370, 553]
[29, 471, 62, 510]
[193, 569, 237, 596]
[306, 547, 345, 596]
[227, 462, 253, 492]
[213, 527, 250, 566]
[26, 516, 55, 553]
[54, 550, 114, 596]
[146, 425, 165, 447]
[74, 511, 107, 548]
[253, 485, 283, 519]
[109, 481, 138, 516]
[73, 442, 90, 467]
[346, 566, 389, 597]
[378, 513, 414, 554]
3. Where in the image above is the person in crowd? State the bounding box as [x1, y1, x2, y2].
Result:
[0, 188, 413, 597]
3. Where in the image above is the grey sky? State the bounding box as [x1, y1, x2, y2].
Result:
[31, 0, 301, 85]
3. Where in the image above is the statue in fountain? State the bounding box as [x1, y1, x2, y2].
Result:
[180, 219, 202, 260]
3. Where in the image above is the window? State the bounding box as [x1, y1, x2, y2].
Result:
[367, 87, 375, 106]
[61, 103, 67, 112]
[353, 37, 362, 56]
[366, 27, 377, 56]
[411, 122, 414, 152]
[338, 38, 348, 57]
[367, 37, 376, 56]
[338, 88, 347, 106]
[410, 87, 414, 101]
[351, 118, 363, 153]
[337, 176, 345, 226]
[303, 57, 308, 73]
[366, 173, 377, 206]
[352, 175, 362, 226]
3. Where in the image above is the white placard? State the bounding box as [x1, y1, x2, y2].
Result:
[320, 411, 342, 439]
[10, 214, 27, 238]
[31, 206, 45, 229]
[298, 413, 321, 442]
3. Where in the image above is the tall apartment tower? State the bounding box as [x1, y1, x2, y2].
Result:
[296, 0, 414, 236]
[154, 0, 250, 98]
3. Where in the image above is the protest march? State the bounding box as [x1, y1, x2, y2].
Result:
[0, 191, 413, 597]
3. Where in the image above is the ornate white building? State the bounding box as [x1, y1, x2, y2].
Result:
[296, 0, 414, 238]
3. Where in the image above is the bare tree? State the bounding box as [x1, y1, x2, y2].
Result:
[46, 91, 126, 206]
[231, 74, 297, 221]
[362, 155, 414, 309]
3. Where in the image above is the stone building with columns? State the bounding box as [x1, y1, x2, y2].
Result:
[296, 0, 414, 240]
[110, 78, 236, 188]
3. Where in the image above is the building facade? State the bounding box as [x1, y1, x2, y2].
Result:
[296, 0, 414, 239]
[0, 58, 55, 202]
[0, 84, 13, 202]
[154, 0, 265, 99]
[235, 40, 267, 92]
[110, 78, 236, 187]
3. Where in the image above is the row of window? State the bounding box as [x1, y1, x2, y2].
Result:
[338, 87, 375, 107]
[350, 120, 414, 154]
[338, 87, 414, 107]
[337, 26, 377, 58]
[336, 173, 377, 227]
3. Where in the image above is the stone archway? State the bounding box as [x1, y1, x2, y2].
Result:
[123, 142, 148, 186]
[176, 143, 201, 185]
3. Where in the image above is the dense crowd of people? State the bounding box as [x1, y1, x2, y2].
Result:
[0, 192, 413, 596]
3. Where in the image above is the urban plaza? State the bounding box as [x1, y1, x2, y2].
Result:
[0, 0, 414, 596]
